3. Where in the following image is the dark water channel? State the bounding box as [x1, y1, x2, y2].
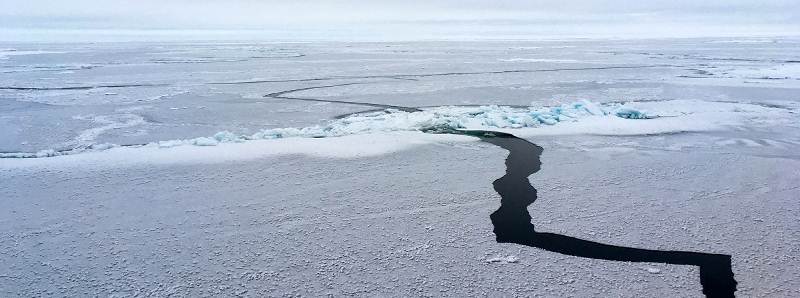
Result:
[448, 129, 737, 298]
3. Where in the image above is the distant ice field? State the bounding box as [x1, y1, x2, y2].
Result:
[2, 38, 800, 162]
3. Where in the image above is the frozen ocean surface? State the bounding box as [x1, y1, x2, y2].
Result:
[2, 38, 800, 154]
[1, 38, 799, 297]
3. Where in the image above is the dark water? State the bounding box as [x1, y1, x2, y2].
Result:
[454, 130, 737, 298]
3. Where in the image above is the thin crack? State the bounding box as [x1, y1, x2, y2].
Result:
[0, 83, 170, 91]
[1, 65, 672, 91]
[211, 65, 673, 85]
[264, 82, 421, 112]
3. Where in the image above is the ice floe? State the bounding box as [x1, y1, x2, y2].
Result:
[221, 100, 649, 140]
[0, 99, 794, 163]
[486, 255, 520, 264]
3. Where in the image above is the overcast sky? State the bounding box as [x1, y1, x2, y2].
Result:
[1, 0, 798, 41]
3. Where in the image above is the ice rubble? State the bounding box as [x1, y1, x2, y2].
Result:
[486, 255, 520, 264]
[177, 101, 640, 143]
[1, 100, 646, 158]
[169, 100, 649, 142]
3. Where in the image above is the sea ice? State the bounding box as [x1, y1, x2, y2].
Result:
[646, 267, 662, 274]
[1, 99, 794, 160]
[486, 255, 519, 264]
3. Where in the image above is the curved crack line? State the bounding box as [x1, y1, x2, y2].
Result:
[263, 82, 366, 98]
[264, 82, 421, 112]
[444, 129, 737, 297]
[277, 96, 420, 112]
[257, 64, 676, 116]
[211, 65, 673, 85]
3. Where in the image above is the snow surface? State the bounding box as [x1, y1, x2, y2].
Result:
[498, 58, 581, 63]
[2, 39, 800, 297]
[0, 49, 65, 60]
[2, 99, 794, 162]
[0, 132, 474, 169]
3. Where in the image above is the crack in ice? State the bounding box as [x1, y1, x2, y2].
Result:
[448, 129, 737, 297]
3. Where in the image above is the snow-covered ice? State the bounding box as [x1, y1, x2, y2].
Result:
[486, 255, 520, 264]
[2, 98, 794, 162]
[5, 99, 648, 158]
[2, 39, 800, 297]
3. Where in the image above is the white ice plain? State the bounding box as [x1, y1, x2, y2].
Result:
[1, 39, 800, 297]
